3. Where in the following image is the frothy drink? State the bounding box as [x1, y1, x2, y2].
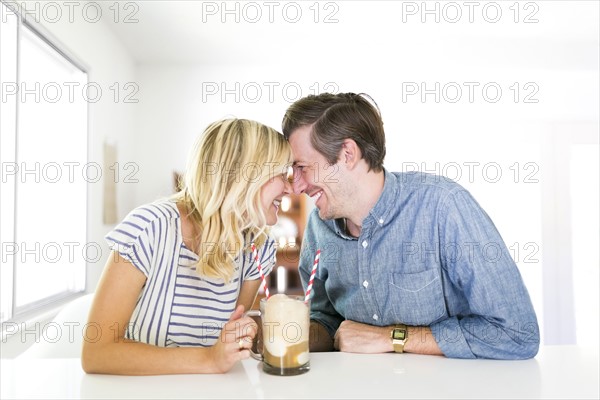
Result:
[261, 294, 310, 375]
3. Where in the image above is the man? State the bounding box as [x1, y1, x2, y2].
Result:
[282, 92, 539, 359]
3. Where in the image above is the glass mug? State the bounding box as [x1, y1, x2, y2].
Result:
[246, 294, 310, 376]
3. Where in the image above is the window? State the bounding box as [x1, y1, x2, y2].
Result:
[571, 143, 599, 346]
[1, 1, 87, 323]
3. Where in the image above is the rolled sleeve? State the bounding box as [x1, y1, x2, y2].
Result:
[431, 317, 474, 359]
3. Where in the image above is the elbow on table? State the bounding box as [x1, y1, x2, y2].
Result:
[516, 338, 540, 360]
[472, 341, 539, 360]
[495, 318, 540, 360]
[81, 342, 103, 374]
[514, 322, 541, 359]
[499, 335, 540, 360]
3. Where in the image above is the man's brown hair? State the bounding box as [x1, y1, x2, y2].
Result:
[282, 92, 386, 172]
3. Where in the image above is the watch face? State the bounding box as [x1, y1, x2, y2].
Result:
[392, 329, 406, 341]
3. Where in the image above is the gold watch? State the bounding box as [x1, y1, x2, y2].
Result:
[391, 325, 408, 353]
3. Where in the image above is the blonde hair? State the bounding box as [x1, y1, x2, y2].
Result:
[173, 119, 292, 282]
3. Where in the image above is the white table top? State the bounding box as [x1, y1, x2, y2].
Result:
[1, 345, 598, 399]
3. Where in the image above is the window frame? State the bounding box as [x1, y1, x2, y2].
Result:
[1, 0, 89, 324]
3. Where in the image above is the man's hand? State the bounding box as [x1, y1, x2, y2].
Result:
[333, 320, 393, 353]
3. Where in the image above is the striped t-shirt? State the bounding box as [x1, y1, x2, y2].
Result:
[105, 200, 276, 347]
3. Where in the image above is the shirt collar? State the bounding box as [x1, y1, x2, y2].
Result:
[367, 168, 398, 227]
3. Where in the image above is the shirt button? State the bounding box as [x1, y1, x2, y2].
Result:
[373, 314, 379, 321]
[362, 280, 369, 288]
[362, 240, 368, 248]
[378, 218, 384, 224]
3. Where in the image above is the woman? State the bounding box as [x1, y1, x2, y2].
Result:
[82, 119, 293, 374]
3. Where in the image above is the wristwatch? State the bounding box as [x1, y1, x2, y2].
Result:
[391, 324, 409, 353]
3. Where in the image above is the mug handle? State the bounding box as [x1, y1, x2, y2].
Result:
[244, 309, 263, 361]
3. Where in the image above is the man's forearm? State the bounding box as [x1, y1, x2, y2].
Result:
[309, 320, 334, 352]
[405, 326, 444, 355]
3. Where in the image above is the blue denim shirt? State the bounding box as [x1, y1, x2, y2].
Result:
[298, 170, 540, 359]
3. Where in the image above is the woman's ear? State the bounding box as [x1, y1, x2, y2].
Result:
[339, 139, 361, 170]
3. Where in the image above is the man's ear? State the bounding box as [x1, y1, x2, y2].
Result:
[339, 139, 361, 170]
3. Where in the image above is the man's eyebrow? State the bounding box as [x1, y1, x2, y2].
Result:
[292, 159, 309, 165]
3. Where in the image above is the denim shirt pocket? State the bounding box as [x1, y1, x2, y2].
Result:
[388, 269, 447, 326]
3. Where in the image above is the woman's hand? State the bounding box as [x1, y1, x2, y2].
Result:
[208, 304, 258, 373]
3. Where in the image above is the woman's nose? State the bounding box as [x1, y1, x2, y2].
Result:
[283, 179, 293, 194]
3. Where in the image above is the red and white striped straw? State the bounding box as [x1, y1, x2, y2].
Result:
[304, 250, 321, 304]
[251, 243, 270, 299]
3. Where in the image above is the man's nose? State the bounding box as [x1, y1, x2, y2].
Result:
[292, 172, 307, 195]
